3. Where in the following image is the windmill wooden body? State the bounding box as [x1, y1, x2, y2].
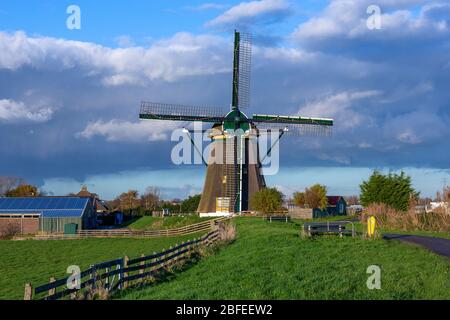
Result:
[139, 31, 333, 215]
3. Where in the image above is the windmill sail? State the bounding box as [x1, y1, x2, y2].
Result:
[251, 114, 333, 136]
[232, 31, 252, 110]
[139, 102, 225, 123]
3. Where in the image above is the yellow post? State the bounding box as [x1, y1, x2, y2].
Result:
[367, 216, 376, 238]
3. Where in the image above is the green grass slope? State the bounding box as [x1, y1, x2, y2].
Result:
[127, 216, 212, 231]
[118, 218, 450, 300]
[0, 233, 202, 300]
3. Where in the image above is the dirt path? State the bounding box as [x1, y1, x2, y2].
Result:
[383, 234, 450, 259]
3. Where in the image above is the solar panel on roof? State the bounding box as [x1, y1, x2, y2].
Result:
[0, 197, 90, 217]
[34, 198, 46, 209]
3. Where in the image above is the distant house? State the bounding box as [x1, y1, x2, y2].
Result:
[76, 186, 109, 214]
[0, 197, 97, 234]
[326, 196, 347, 216]
[426, 202, 448, 213]
[75, 186, 115, 226]
[288, 196, 347, 219]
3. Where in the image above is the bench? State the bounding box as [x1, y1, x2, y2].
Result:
[302, 221, 355, 237]
[267, 216, 291, 223]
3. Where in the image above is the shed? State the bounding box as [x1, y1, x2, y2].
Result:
[325, 196, 347, 216]
[0, 197, 97, 234]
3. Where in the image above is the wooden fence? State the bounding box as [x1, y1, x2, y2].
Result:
[34, 217, 228, 240]
[24, 230, 220, 300]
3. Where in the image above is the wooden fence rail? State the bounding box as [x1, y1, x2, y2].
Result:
[34, 217, 228, 240]
[24, 230, 221, 300]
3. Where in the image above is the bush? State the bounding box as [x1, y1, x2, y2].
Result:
[250, 188, 284, 214]
[216, 222, 236, 244]
[0, 222, 21, 239]
[360, 170, 419, 212]
[361, 203, 450, 232]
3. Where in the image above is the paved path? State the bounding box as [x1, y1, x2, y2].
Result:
[383, 234, 450, 259]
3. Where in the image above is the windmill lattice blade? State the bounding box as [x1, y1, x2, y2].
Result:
[140, 102, 225, 122]
[251, 114, 333, 126]
[238, 32, 252, 109]
[256, 122, 332, 137]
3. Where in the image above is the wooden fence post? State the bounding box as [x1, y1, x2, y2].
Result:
[139, 254, 145, 283]
[105, 267, 110, 290]
[123, 256, 129, 289]
[90, 264, 96, 290]
[24, 283, 33, 300]
[185, 240, 189, 258]
[160, 248, 165, 270]
[168, 246, 173, 268]
[151, 251, 157, 274]
[175, 244, 180, 264]
[48, 277, 56, 297]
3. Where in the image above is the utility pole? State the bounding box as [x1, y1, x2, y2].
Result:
[441, 177, 448, 199]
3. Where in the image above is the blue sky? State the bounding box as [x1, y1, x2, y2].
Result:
[1, 0, 450, 200]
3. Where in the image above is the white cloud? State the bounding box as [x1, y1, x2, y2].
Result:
[291, 0, 450, 44]
[297, 90, 381, 130]
[77, 119, 181, 142]
[205, 0, 292, 28]
[0, 31, 230, 85]
[0, 99, 53, 122]
[115, 35, 135, 48]
[383, 111, 449, 145]
[187, 3, 228, 11]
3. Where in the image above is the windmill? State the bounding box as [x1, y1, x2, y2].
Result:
[139, 31, 333, 215]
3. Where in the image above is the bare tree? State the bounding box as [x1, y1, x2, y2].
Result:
[436, 191, 442, 202]
[141, 186, 161, 211]
[0, 177, 24, 196]
[118, 190, 140, 211]
[443, 186, 450, 204]
[345, 195, 359, 206]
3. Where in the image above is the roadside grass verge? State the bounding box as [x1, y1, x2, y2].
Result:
[128, 216, 213, 231]
[294, 216, 450, 239]
[0, 233, 203, 300]
[118, 217, 450, 300]
[378, 228, 450, 240]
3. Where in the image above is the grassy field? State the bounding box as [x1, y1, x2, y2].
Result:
[118, 217, 450, 300]
[127, 215, 212, 231]
[0, 233, 203, 300]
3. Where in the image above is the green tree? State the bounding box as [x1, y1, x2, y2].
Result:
[250, 188, 284, 213]
[293, 192, 306, 207]
[5, 184, 39, 197]
[180, 194, 202, 213]
[305, 184, 328, 210]
[360, 170, 419, 211]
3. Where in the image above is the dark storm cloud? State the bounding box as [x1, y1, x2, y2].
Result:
[0, 0, 449, 195]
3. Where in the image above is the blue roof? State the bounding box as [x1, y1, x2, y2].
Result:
[0, 197, 90, 218]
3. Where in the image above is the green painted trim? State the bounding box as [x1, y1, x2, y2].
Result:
[223, 109, 251, 131]
[251, 114, 334, 126]
[139, 114, 222, 123]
